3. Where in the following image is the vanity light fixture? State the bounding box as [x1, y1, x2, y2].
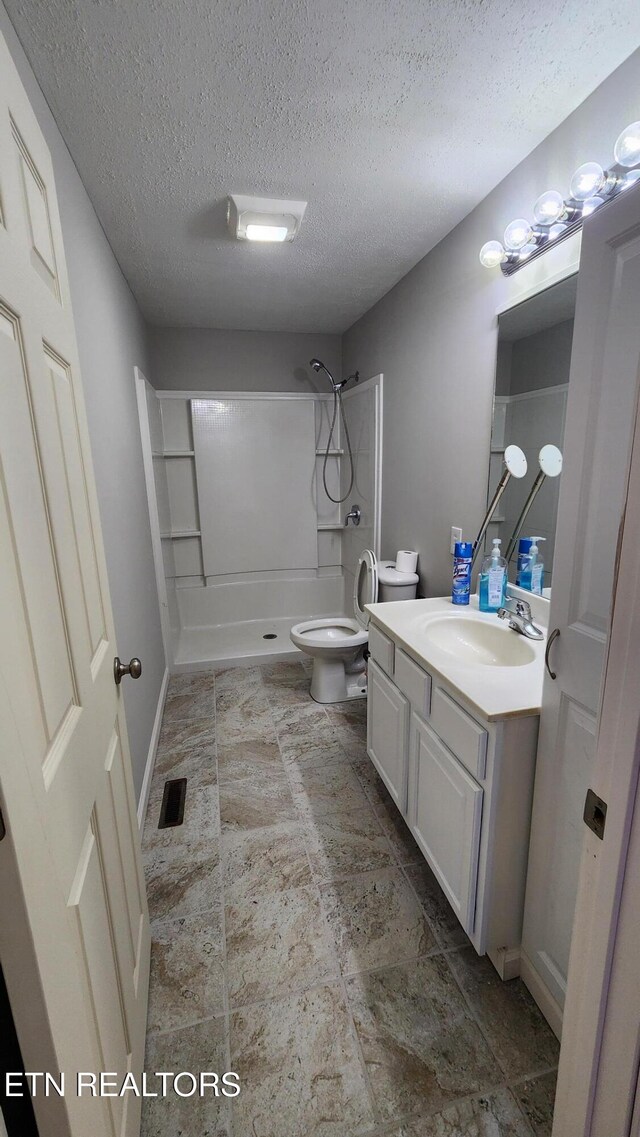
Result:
[227, 194, 307, 243]
[479, 118, 640, 275]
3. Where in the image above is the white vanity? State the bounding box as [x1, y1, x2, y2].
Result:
[365, 594, 546, 980]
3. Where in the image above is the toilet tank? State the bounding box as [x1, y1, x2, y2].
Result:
[378, 560, 419, 602]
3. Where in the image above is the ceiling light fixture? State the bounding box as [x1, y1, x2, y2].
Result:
[227, 194, 307, 243]
[479, 116, 640, 275]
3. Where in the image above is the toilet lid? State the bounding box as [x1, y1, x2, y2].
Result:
[353, 549, 378, 629]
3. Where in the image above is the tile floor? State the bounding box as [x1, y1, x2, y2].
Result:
[141, 659, 559, 1137]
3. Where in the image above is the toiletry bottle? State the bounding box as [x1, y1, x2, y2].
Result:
[519, 537, 546, 595]
[516, 537, 533, 587]
[479, 538, 507, 612]
[452, 541, 473, 606]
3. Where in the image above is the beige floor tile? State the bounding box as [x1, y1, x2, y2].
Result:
[346, 955, 500, 1124]
[225, 885, 339, 1007]
[163, 686, 216, 722]
[511, 1072, 558, 1137]
[147, 911, 225, 1034]
[141, 1018, 230, 1136]
[304, 806, 395, 883]
[446, 947, 560, 1080]
[215, 689, 276, 744]
[404, 862, 471, 951]
[320, 867, 436, 975]
[376, 800, 424, 865]
[222, 820, 313, 900]
[144, 840, 221, 923]
[381, 1088, 535, 1136]
[217, 737, 284, 782]
[230, 983, 376, 1136]
[289, 757, 371, 817]
[219, 770, 297, 832]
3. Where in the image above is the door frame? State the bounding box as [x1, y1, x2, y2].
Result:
[552, 194, 640, 1134]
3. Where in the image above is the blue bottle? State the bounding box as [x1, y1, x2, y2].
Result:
[452, 541, 473, 605]
[516, 537, 533, 587]
[519, 537, 546, 594]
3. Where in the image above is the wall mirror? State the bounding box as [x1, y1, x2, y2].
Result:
[487, 273, 577, 592]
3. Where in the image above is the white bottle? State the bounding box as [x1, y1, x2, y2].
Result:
[479, 538, 507, 612]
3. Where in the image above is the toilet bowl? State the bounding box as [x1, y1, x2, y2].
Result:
[290, 550, 418, 703]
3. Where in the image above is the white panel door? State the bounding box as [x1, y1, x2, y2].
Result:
[522, 192, 640, 1015]
[367, 660, 409, 811]
[410, 715, 483, 934]
[192, 396, 318, 576]
[0, 31, 149, 1137]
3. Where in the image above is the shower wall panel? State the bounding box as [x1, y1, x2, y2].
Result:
[192, 397, 318, 577]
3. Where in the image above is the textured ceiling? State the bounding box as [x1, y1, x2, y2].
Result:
[6, 0, 640, 332]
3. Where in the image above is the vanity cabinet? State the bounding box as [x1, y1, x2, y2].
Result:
[367, 617, 540, 978]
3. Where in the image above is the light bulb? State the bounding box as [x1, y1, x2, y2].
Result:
[570, 162, 605, 200]
[548, 222, 567, 240]
[519, 242, 537, 259]
[504, 218, 533, 250]
[614, 121, 640, 168]
[533, 190, 565, 225]
[479, 240, 506, 268]
[582, 195, 604, 217]
[620, 169, 640, 192]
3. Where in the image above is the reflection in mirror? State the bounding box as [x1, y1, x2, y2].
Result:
[504, 444, 564, 565]
[488, 274, 577, 591]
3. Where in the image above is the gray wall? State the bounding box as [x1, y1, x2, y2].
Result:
[509, 320, 574, 397]
[149, 327, 342, 393]
[343, 48, 640, 598]
[1, 5, 165, 800]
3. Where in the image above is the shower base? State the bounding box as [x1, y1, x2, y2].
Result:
[173, 615, 321, 672]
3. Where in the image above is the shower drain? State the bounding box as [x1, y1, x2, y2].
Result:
[263, 633, 277, 640]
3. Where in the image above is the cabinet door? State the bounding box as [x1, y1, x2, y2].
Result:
[367, 659, 409, 812]
[411, 715, 483, 934]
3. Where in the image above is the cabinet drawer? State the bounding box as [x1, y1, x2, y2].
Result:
[368, 623, 395, 676]
[430, 686, 487, 780]
[394, 648, 431, 718]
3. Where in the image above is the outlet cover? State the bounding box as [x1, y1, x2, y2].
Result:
[450, 526, 462, 554]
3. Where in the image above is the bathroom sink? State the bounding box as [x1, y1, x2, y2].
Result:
[421, 616, 536, 667]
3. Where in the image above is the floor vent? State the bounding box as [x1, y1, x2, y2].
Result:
[158, 777, 187, 829]
[263, 633, 277, 639]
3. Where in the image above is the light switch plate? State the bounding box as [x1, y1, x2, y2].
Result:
[450, 526, 463, 553]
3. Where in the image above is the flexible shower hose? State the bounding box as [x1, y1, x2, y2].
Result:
[322, 387, 355, 504]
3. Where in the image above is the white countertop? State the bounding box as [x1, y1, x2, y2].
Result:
[366, 594, 547, 722]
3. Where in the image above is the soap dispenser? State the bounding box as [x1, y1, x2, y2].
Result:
[479, 538, 507, 613]
[519, 537, 546, 595]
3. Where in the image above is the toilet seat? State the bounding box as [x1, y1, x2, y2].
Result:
[290, 616, 368, 651]
[353, 549, 378, 629]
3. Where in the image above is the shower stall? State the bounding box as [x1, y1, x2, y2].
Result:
[136, 371, 382, 671]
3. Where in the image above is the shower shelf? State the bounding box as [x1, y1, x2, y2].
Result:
[163, 450, 195, 457]
[161, 529, 202, 538]
[315, 448, 343, 456]
[317, 523, 343, 531]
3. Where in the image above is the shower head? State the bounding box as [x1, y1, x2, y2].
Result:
[309, 358, 339, 392]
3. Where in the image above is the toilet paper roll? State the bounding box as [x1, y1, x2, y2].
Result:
[395, 549, 418, 574]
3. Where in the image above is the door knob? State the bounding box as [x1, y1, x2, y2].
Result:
[114, 657, 142, 686]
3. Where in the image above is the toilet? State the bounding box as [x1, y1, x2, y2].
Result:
[290, 550, 419, 703]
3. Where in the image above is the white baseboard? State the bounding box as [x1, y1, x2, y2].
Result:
[137, 667, 169, 831]
[520, 949, 564, 1041]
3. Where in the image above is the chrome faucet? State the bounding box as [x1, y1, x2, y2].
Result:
[344, 504, 361, 527]
[497, 596, 544, 640]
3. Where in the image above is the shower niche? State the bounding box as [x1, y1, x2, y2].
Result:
[136, 374, 382, 671]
